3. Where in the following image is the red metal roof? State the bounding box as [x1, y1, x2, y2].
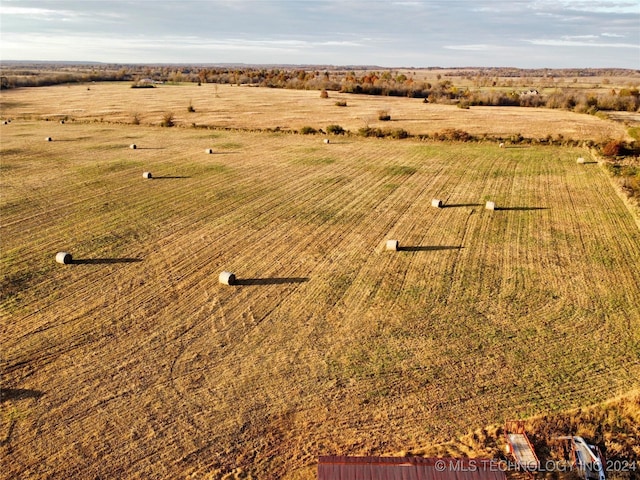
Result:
[318, 456, 507, 480]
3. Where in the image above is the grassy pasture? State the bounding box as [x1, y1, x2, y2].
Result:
[0, 82, 632, 142]
[1, 106, 640, 478]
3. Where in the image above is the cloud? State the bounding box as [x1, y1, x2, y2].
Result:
[1, 6, 58, 15]
[444, 44, 492, 51]
[561, 35, 599, 40]
[528, 0, 639, 14]
[0, 5, 81, 20]
[0, 3, 124, 26]
[528, 38, 639, 48]
[556, 0, 640, 14]
[175, 36, 363, 51]
[0, 0, 637, 67]
[1, 31, 364, 63]
[316, 40, 363, 47]
[391, 1, 424, 7]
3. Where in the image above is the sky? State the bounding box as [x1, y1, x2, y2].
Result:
[1, 0, 639, 69]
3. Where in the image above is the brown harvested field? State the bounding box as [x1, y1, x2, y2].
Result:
[1, 89, 640, 479]
[0, 82, 631, 142]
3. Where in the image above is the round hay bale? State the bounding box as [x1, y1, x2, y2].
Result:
[205, 148, 213, 154]
[55, 252, 72, 264]
[431, 198, 443, 208]
[142, 171, 153, 179]
[60, 120, 65, 124]
[45, 137, 52, 142]
[499, 143, 505, 148]
[485, 201, 496, 211]
[2, 121, 7, 125]
[577, 157, 585, 164]
[130, 144, 137, 149]
[386, 239, 399, 251]
[219, 271, 236, 285]
[324, 138, 330, 144]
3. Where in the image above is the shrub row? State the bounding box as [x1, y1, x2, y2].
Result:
[358, 127, 408, 139]
[233, 121, 618, 149]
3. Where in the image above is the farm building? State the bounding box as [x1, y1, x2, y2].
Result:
[318, 456, 507, 480]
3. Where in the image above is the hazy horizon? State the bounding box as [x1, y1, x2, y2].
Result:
[1, 0, 639, 69]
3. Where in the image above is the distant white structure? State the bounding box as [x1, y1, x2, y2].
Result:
[519, 89, 539, 98]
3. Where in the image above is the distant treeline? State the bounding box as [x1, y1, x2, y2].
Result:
[2, 64, 639, 113]
[458, 87, 639, 113]
[177, 67, 640, 113]
[1, 68, 133, 88]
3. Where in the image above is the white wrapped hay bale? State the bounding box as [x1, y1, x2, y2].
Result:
[45, 137, 52, 142]
[205, 148, 214, 154]
[55, 252, 72, 264]
[386, 240, 399, 251]
[431, 199, 443, 208]
[219, 271, 236, 285]
[485, 201, 496, 211]
[577, 157, 585, 164]
[130, 144, 137, 149]
[142, 172, 153, 179]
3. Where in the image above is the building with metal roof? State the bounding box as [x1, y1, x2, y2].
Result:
[318, 456, 508, 480]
